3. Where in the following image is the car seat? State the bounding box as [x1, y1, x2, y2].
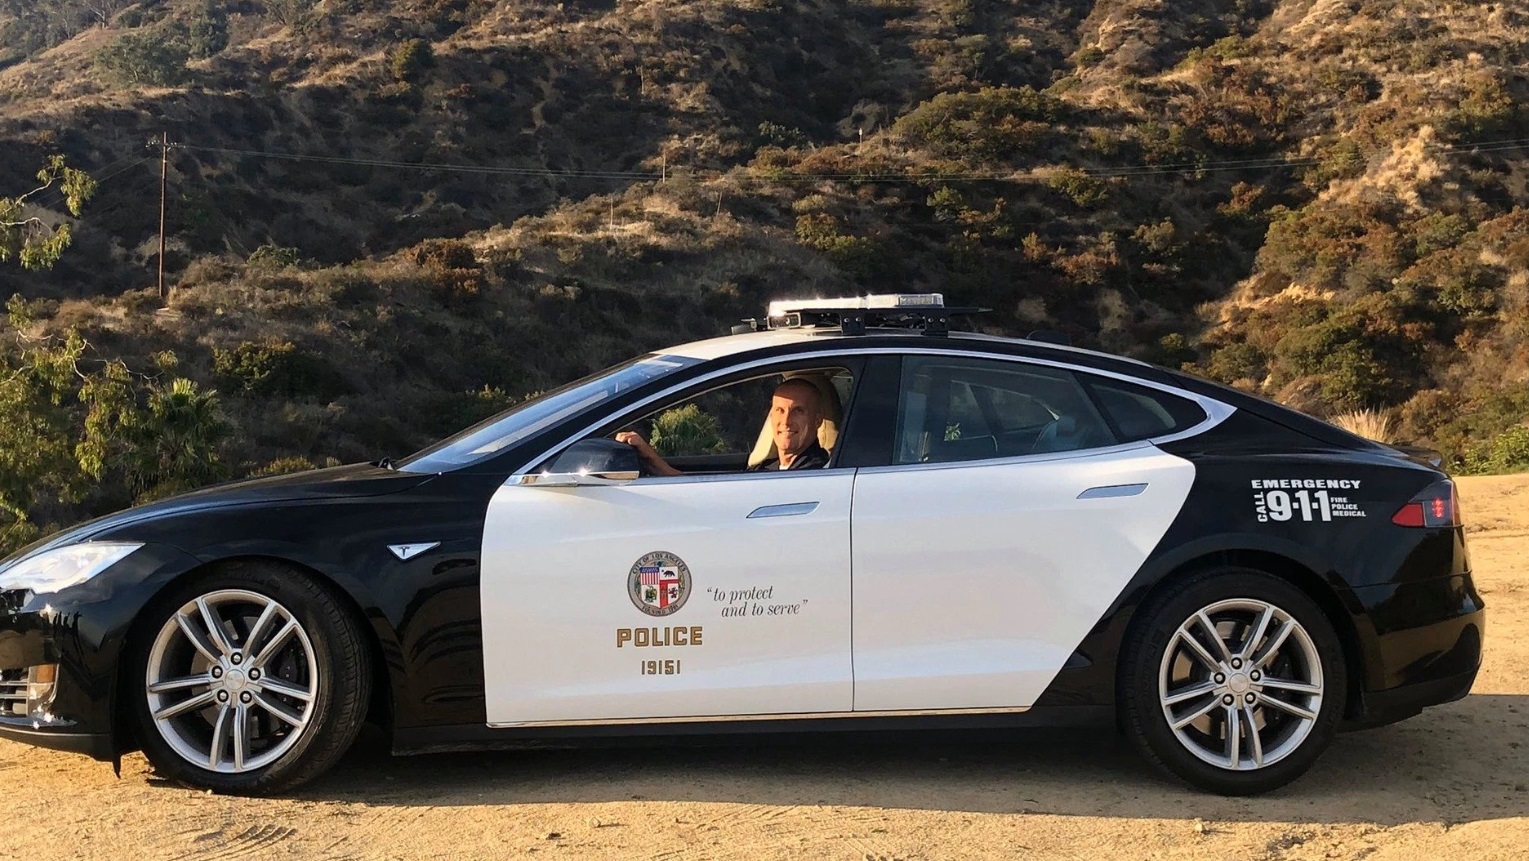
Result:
[1030, 415, 1090, 453]
[746, 372, 844, 468]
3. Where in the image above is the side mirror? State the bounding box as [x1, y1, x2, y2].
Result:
[517, 439, 642, 487]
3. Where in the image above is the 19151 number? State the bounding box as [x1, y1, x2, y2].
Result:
[641, 659, 681, 675]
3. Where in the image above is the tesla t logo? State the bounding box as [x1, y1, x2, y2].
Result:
[627, 551, 692, 617]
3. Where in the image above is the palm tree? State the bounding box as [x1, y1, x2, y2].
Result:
[127, 378, 229, 500]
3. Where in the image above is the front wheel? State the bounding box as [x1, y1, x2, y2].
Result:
[1120, 568, 1348, 795]
[128, 563, 371, 795]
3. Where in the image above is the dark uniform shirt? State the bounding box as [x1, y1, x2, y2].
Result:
[749, 441, 831, 472]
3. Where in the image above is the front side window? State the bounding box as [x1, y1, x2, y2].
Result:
[894, 356, 1116, 464]
[596, 366, 855, 476]
[398, 355, 698, 472]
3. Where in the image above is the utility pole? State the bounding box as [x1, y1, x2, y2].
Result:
[155, 131, 170, 302]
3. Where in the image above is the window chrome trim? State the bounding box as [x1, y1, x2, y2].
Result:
[511, 347, 1234, 480]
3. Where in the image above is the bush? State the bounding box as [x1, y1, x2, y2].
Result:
[650, 404, 726, 457]
[1465, 426, 1529, 475]
[794, 214, 891, 280]
[247, 244, 304, 269]
[92, 32, 190, 87]
[893, 87, 1063, 161]
[213, 339, 346, 399]
[264, 0, 315, 26]
[184, 3, 229, 59]
[409, 239, 483, 303]
[389, 39, 435, 84]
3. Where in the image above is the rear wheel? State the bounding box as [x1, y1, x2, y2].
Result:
[1121, 568, 1347, 795]
[128, 563, 371, 795]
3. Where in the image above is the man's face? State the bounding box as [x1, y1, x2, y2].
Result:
[769, 382, 823, 457]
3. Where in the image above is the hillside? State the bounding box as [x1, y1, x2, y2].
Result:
[0, 0, 1526, 551]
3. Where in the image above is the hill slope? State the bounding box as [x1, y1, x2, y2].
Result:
[0, 0, 1526, 549]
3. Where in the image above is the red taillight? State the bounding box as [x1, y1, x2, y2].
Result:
[1392, 480, 1461, 528]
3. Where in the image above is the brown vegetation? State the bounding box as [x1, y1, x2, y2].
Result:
[0, 0, 1527, 552]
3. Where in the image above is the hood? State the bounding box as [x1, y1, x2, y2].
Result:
[1, 462, 436, 566]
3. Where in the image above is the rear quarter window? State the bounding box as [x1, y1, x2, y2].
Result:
[1084, 377, 1207, 442]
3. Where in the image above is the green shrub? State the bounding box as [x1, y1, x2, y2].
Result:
[1047, 168, 1109, 207]
[247, 244, 304, 269]
[893, 86, 1062, 161]
[794, 214, 890, 280]
[213, 339, 346, 399]
[92, 32, 190, 87]
[1465, 426, 1529, 475]
[184, 3, 229, 59]
[389, 38, 435, 84]
[264, 0, 315, 26]
[650, 404, 726, 457]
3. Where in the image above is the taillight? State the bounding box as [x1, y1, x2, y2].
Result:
[1392, 479, 1461, 528]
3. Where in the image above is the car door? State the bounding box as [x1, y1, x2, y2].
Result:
[850, 354, 1203, 712]
[478, 365, 858, 727]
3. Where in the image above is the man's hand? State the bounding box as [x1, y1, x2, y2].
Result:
[616, 431, 682, 476]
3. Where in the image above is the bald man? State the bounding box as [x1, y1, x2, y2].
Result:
[617, 378, 830, 476]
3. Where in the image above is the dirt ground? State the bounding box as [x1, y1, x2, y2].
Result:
[4, 475, 1525, 860]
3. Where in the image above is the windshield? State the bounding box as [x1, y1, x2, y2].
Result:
[397, 354, 699, 472]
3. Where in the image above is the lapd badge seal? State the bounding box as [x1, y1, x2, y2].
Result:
[628, 551, 691, 617]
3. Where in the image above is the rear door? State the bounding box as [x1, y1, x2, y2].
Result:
[850, 354, 1201, 712]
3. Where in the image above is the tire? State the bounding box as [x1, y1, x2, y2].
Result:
[1120, 567, 1348, 795]
[128, 562, 372, 795]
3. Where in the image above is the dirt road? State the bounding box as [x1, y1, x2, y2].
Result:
[5, 475, 1525, 860]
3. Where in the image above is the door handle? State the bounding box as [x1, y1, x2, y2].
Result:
[747, 502, 820, 519]
[1077, 483, 1148, 499]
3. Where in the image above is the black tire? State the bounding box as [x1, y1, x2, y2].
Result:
[127, 562, 372, 795]
[1120, 567, 1348, 795]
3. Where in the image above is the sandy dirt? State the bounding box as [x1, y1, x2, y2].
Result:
[4, 475, 1526, 860]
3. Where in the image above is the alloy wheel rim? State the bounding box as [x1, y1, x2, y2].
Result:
[1158, 598, 1323, 772]
[145, 589, 318, 774]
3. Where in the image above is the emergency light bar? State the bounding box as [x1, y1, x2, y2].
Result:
[766, 293, 945, 318]
[735, 293, 984, 337]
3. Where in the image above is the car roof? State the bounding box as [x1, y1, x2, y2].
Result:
[663, 327, 1151, 367]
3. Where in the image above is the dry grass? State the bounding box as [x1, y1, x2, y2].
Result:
[1331, 408, 1395, 442]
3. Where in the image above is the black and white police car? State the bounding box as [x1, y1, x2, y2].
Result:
[0, 294, 1483, 795]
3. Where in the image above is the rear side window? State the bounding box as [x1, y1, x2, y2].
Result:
[1084, 376, 1207, 442]
[894, 356, 1117, 464]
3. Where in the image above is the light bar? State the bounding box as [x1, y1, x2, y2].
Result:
[767, 293, 944, 318]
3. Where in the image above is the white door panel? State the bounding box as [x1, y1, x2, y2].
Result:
[481, 471, 853, 725]
[851, 445, 1194, 711]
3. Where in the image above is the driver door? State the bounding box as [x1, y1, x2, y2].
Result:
[479, 365, 859, 727]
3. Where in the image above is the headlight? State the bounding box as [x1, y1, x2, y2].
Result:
[0, 543, 143, 594]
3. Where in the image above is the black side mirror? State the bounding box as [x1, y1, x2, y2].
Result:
[549, 438, 641, 475]
[516, 439, 643, 487]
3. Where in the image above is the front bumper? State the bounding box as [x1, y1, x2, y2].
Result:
[0, 723, 114, 759]
[0, 543, 204, 761]
[1345, 572, 1484, 727]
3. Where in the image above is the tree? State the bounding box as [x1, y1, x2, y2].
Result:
[123, 378, 230, 500]
[92, 31, 190, 86]
[0, 156, 97, 270]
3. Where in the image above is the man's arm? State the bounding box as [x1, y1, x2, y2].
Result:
[615, 431, 683, 477]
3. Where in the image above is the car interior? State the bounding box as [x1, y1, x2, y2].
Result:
[617, 368, 855, 474]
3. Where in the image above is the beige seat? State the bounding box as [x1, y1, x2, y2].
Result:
[746, 371, 845, 468]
